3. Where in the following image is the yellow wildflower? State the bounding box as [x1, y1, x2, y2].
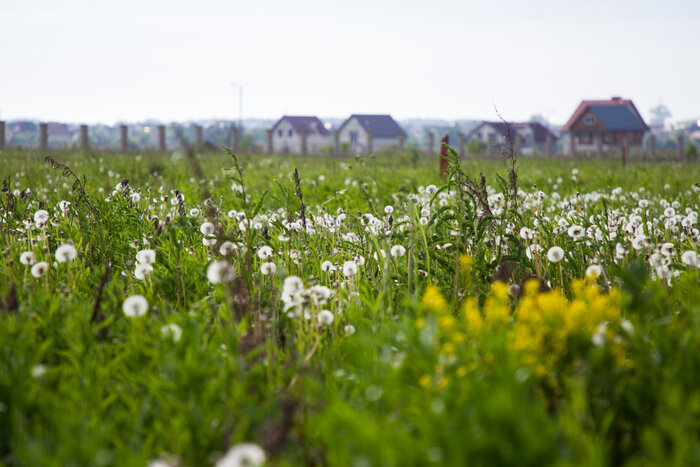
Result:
[421, 285, 448, 313]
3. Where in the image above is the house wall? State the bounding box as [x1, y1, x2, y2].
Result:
[339, 117, 369, 154]
[271, 118, 329, 154]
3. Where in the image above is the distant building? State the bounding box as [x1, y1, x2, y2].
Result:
[561, 97, 649, 155]
[271, 116, 330, 154]
[466, 121, 557, 155]
[338, 114, 406, 154]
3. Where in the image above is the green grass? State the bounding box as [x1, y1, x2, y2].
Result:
[1, 149, 700, 466]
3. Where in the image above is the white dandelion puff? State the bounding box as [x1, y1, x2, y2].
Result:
[546, 246, 564, 263]
[31, 262, 49, 277]
[122, 295, 149, 318]
[257, 245, 273, 260]
[136, 249, 156, 265]
[390, 245, 406, 258]
[200, 221, 215, 235]
[216, 443, 266, 467]
[20, 251, 37, 265]
[161, 323, 182, 342]
[55, 244, 77, 263]
[207, 261, 236, 284]
[342, 260, 358, 277]
[318, 310, 334, 326]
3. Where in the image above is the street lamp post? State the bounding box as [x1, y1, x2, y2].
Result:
[231, 82, 243, 135]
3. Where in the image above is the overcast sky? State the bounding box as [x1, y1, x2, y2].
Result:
[1, 0, 698, 125]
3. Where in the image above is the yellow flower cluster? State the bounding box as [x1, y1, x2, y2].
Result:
[510, 278, 624, 378]
[421, 285, 448, 313]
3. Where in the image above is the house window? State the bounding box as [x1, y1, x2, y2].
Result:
[349, 131, 358, 144]
[288, 129, 293, 137]
[278, 130, 282, 137]
[584, 115, 595, 126]
[579, 133, 592, 144]
[603, 132, 614, 144]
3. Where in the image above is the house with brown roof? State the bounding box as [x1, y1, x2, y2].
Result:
[271, 116, 330, 154]
[466, 121, 557, 155]
[561, 97, 649, 155]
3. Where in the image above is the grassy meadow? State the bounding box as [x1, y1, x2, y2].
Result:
[1, 148, 700, 466]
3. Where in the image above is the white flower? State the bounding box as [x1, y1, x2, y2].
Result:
[55, 244, 77, 263]
[384, 205, 394, 214]
[681, 250, 698, 267]
[320, 260, 335, 272]
[216, 443, 266, 467]
[342, 260, 358, 277]
[134, 263, 154, 280]
[161, 323, 182, 342]
[130, 192, 141, 203]
[344, 324, 356, 335]
[631, 235, 646, 251]
[260, 262, 277, 275]
[207, 261, 236, 284]
[309, 285, 333, 305]
[257, 245, 273, 260]
[525, 244, 543, 260]
[20, 251, 36, 265]
[318, 310, 334, 325]
[136, 249, 156, 265]
[31, 364, 48, 378]
[592, 322, 607, 347]
[585, 264, 602, 278]
[34, 210, 49, 225]
[123, 295, 148, 318]
[426, 184, 438, 194]
[567, 225, 584, 239]
[31, 262, 49, 277]
[189, 208, 200, 217]
[546, 246, 564, 263]
[220, 241, 236, 255]
[282, 276, 304, 295]
[200, 221, 215, 235]
[390, 245, 406, 258]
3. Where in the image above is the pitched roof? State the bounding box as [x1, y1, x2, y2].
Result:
[562, 97, 648, 132]
[341, 114, 406, 138]
[272, 116, 330, 136]
[466, 121, 556, 143]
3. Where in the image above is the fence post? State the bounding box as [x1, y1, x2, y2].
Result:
[677, 135, 684, 161]
[649, 135, 656, 160]
[266, 129, 273, 154]
[80, 125, 89, 151]
[0, 121, 5, 151]
[195, 125, 203, 152]
[397, 132, 404, 152]
[120, 125, 128, 153]
[39, 123, 48, 152]
[595, 134, 603, 157]
[333, 130, 340, 156]
[568, 134, 576, 157]
[515, 133, 522, 156]
[367, 130, 373, 154]
[427, 132, 434, 156]
[230, 127, 239, 152]
[157, 126, 166, 152]
[457, 132, 465, 158]
[487, 133, 495, 158]
[545, 134, 553, 156]
[300, 129, 308, 155]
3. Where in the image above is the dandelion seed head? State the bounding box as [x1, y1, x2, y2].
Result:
[546, 246, 564, 263]
[31, 261, 49, 277]
[136, 249, 156, 265]
[342, 260, 358, 277]
[216, 443, 266, 467]
[20, 251, 36, 265]
[55, 244, 77, 263]
[123, 295, 148, 318]
[260, 262, 277, 275]
[318, 310, 334, 325]
[207, 261, 236, 284]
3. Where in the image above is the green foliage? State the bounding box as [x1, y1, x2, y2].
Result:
[1, 149, 700, 465]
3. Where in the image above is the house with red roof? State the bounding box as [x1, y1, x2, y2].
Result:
[561, 97, 649, 155]
[271, 116, 330, 154]
[466, 121, 557, 155]
[338, 114, 406, 154]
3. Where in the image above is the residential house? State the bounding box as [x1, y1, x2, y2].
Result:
[561, 97, 649, 155]
[466, 121, 557, 155]
[338, 114, 406, 154]
[271, 116, 330, 154]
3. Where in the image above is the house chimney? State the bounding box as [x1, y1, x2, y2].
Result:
[611, 96, 622, 102]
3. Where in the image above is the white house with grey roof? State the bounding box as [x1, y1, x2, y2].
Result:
[271, 116, 330, 154]
[338, 114, 406, 154]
